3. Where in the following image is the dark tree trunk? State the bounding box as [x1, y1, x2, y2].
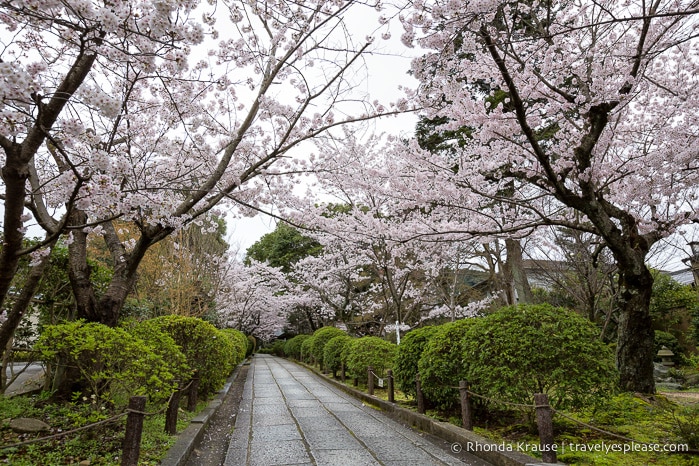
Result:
[0, 239, 56, 370]
[0, 154, 30, 310]
[615, 266, 655, 393]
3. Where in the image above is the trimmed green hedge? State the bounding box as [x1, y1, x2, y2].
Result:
[323, 335, 354, 377]
[394, 325, 438, 398]
[418, 319, 476, 410]
[462, 304, 617, 409]
[311, 327, 347, 370]
[283, 334, 311, 360]
[36, 321, 182, 408]
[145, 315, 236, 398]
[344, 336, 397, 380]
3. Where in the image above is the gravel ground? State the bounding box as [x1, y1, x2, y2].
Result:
[185, 363, 250, 466]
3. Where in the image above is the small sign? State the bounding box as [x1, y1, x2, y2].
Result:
[378, 378, 384, 388]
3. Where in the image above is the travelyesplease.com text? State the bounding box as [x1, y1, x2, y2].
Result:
[451, 441, 689, 455]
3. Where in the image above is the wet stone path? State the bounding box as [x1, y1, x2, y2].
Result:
[223, 354, 492, 466]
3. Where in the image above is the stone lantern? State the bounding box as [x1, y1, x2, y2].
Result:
[657, 346, 675, 367]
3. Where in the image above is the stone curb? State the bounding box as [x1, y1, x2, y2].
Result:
[159, 361, 246, 466]
[296, 362, 564, 466]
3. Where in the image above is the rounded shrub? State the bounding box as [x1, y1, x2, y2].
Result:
[283, 334, 311, 360]
[394, 325, 439, 398]
[323, 335, 354, 377]
[344, 336, 397, 380]
[418, 319, 476, 410]
[311, 327, 347, 370]
[124, 319, 192, 384]
[146, 315, 234, 398]
[301, 335, 317, 364]
[462, 304, 617, 409]
[221, 328, 249, 363]
[36, 321, 180, 407]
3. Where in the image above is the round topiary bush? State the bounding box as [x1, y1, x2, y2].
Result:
[301, 335, 317, 364]
[394, 325, 439, 398]
[417, 319, 476, 410]
[311, 327, 347, 370]
[323, 335, 354, 377]
[145, 315, 234, 398]
[283, 334, 311, 360]
[220, 328, 249, 364]
[462, 304, 617, 409]
[344, 336, 397, 380]
[36, 321, 182, 407]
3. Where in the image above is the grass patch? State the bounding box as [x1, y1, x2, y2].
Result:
[0, 392, 205, 465]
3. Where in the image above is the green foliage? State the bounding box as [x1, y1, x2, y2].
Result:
[654, 330, 683, 365]
[311, 326, 347, 369]
[418, 319, 476, 410]
[121, 318, 192, 384]
[258, 339, 287, 356]
[667, 404, 699, 449]
[323, 335, 354, 375]
[283, 334, 311, 360]
[246, 334, 257, 356]
[394, 325, 439, 398]
[145, 315, 235, 397]
[36, 321, 179, 407]
[221, 328, 248, 362]
[462, 304, 617, 409]
[245, 222, 322, 273]
[344, 336, 397, 379]
[0, 391, 202, 465]
[301, 335, 316, 364]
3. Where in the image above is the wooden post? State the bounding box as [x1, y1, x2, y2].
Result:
[165, 388, 183, 434]
[367, 366, 374, 395]
[341, 361, 346, 382]
[387, 369, 394, 403]
[353, 376, 358, 387]
[187, 371, 200, 412]
[121, 396, 147, 466]
[459, 380, 473, 430]
[534, 393, 557, 464]
[416, 373, 425, 414]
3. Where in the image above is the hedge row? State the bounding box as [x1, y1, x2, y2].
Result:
[271, 304, 618, 411]
[36, 316, 248, 409]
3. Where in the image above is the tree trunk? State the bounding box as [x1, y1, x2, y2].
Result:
[0, 155, 30, 310]
[615, 266, 655, 393]
[0, 239, 56, 369]
[504, 238, 532, 304]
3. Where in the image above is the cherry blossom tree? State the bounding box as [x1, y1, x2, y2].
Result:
[401, 0, 699, 392]
[216, 259, 293, 341]
[0, 0, 395, 346]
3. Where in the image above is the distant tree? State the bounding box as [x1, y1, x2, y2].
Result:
[246, 223, 322, 274]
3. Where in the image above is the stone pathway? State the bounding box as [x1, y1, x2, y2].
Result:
[224, 354, 492, 466]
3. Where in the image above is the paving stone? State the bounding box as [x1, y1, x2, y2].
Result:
[248, 439, 310, 465]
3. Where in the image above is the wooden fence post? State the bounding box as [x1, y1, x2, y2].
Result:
[416, 373, 425, 414]
[367, 366, 374, 395]
[387, 369, 394, 403]
[165, 388, 183, 434]
[534, 393, 557, 464]
[341, 361, 346, 382]
[121, 396, 147, 466]
[187, 371, 200, 412]
[459, 380, 473, 430]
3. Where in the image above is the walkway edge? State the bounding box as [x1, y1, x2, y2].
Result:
[296, 362, 562, 466]
[160, 361, 247, 466]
